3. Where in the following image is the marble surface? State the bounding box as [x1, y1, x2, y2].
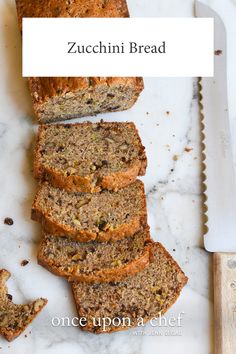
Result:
[0, 0, 236, 353]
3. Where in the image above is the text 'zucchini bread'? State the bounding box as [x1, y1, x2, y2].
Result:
[72, 242, 188, 333]
[32, 180, 147, 242]
[0, 269, 47, 341]
[38, 228, 151, 283]
[34, 122, 147, 193]
[15, 0, 144, 123]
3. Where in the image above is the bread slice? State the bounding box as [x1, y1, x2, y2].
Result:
[0, 269, 47, 341]
[15, 1, 144, 124]
[32, 180, 147, 242]
[38, 228, 152, 283]
[72, 242, 188, 333]
[34, 122, 147, 193]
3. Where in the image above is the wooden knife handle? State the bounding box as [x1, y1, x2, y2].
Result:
[214, 253, 236, 354]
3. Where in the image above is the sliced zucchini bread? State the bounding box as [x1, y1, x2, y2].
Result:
[32, 180, 147, 242]
[72, 242, 188, 333]
[0, 269, 47, 341]
[38, 227, 152, 283]
[34, 122, 147, 193]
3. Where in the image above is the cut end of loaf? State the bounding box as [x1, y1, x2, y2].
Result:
[29, 78, 143, 124]
[29, 78, 144, 124]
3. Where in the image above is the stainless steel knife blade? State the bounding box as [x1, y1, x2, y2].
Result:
[196, 1, 236, 252]
[196, 4, 236, 353]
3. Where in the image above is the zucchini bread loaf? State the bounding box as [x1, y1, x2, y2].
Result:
[32, 180, 147, 242]
[15, 0, 144, 123]
[38, 228, 151, 283]
[34, 122, 147, 193]
[0, 269, 47, 341]
[72, 242, 187, 333]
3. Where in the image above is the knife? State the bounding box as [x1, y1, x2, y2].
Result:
[195, 2, 236, 354]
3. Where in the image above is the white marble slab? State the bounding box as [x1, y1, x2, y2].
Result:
[0, 0, 236, 353]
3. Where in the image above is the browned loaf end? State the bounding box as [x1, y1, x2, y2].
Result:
[38, 227, 152, 283]
[15, 0, 143, 123]
[28, 77, 144, 124]
[72, 242, 188, 333]
[34, 122, 147, 193]
[15, 0, 130, 30]
[32, 180, 147, 242]
[0, 269, 47, 342]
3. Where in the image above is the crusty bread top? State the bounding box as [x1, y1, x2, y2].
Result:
[16, 0, 129, 30]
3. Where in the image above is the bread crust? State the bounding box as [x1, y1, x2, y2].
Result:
[71, 242, 188, 333]
[34, 123, 147, 193]
[38, 240, 152, 283]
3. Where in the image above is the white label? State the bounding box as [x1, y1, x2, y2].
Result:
[22, 18, 213, 77]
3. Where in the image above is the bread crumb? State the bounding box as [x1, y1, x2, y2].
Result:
[7, 294, 13, 301]
[215, 49, 222, 55]
[173, 155, 179, 161]
[4, 217, 14, 226]
[184, 147, 193, 152]
[21, 260, 29, 267]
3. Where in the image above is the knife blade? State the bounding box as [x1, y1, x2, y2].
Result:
[195, 2, 236, 354]
[196, 1, 236, 253]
